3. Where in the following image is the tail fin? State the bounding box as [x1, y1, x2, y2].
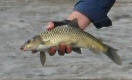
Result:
[104, 46, 122, 65]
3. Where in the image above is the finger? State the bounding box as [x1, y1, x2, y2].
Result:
[48, 47, 56, 56]
[58, 43, 66, 56]
[66, 45, 72, 54]
[47, 22, 54, 31]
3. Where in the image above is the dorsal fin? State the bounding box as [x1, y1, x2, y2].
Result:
[66, 19, 79, 28]
[51, 19, 79, 28]
[51, 20, 67, 27]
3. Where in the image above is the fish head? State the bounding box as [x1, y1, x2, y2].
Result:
[20, 35, 42, 51]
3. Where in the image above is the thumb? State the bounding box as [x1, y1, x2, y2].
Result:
[46, 22, 55, 30]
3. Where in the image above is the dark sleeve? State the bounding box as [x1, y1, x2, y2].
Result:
[74, 0, 116, 29]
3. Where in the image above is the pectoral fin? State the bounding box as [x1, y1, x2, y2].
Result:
[72, 48, 81, 54]
[40, 51, 46, 66]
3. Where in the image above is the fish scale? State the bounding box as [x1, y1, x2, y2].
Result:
[40, 25, 104, 51]
[21, 20, 122, 66]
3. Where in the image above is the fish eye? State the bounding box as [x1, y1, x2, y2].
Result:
[27, 40, 31, 43]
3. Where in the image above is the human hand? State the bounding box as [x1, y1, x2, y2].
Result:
[47, 11, 91, 56]
[68, 11, 91, 29]
[47, 22, 72, 56]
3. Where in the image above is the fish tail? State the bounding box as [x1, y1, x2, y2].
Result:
[104, 46, 122, 65]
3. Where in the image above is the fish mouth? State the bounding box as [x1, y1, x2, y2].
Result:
[20, 48, 27, 51]
[20, 46, 25, 51]
[20, 46, 29, 51]
[20, 46, 37, 52]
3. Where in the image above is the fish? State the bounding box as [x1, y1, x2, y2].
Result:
[20, 19, 122, 66]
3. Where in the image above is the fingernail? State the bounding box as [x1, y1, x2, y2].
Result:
[66, 45, 72, 54]
[58, 44, 66, 56]
[48, 47, 56, 56]
[58, 50, 65, 56]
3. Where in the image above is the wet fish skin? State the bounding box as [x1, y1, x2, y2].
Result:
[40, 25, 106, 52]
[21, 20, 122, 65]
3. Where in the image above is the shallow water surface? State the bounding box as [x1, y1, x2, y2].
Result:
[0, 0, 132, 80]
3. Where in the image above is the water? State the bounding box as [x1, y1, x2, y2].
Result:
[0, 0, 132, 80]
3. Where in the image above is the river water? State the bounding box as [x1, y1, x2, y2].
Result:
[0, 0, 132, 80]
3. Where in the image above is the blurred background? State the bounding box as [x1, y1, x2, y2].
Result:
[0, 0, 132, 80]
